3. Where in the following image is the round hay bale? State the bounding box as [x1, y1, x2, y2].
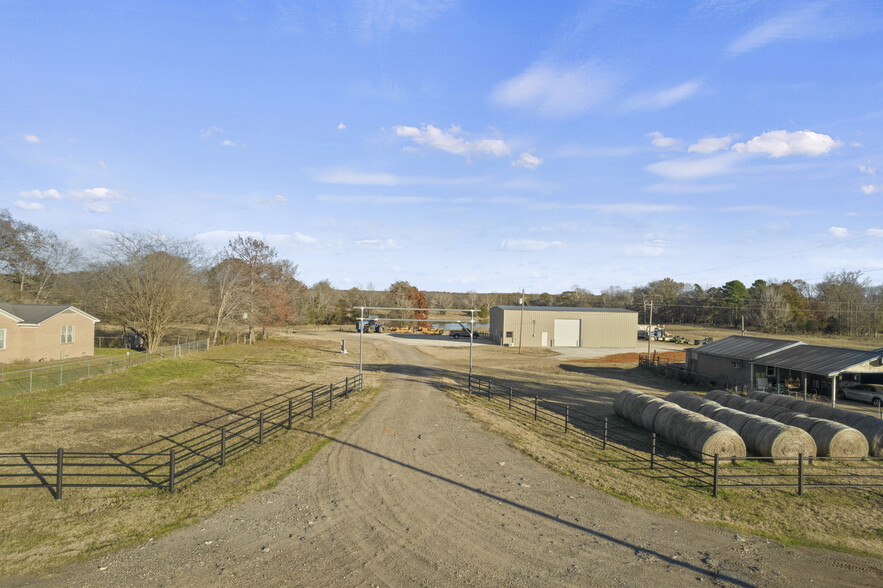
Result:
[806, 419, 869, 458]
[740, 417, 817, 461]
[747, 390, 770, 401]
[764, 395, 801, 410]
[744, 402, 792, 420]
[710, 407, 754, 435]
[651, 404, 745, 462]
[614, 390, 655, 426]
[664, 391, 712, 412]
[640, 398, 676, 431]
[847, 416, 883, 457]
[696, 403, 726, 420]
[719, 394, 750, 410]
[705, 389, 730, 403]
[788, 400, 819, 414]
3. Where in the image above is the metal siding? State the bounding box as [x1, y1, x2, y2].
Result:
[492, 306, 636, 348]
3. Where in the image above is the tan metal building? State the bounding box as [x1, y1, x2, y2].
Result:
[489, 305, 638, 348]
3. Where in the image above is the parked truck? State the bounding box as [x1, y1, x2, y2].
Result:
[355, 316, 384, 333]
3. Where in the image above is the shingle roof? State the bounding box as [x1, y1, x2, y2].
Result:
[0, 303, 99, 325]
[694, 335, 802, 361]
[760, 344, 883, 377]
[493, 305, 636, 313]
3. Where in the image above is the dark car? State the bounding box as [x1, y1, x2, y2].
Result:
[840, 383, 883, 407]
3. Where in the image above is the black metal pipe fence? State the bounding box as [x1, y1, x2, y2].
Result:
[464, 375, 883, 497]
[0, 374, 362, 499]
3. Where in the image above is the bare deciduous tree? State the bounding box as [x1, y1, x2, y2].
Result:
[94, 233, 206, 352]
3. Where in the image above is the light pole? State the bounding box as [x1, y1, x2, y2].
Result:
[358, 306, 364, 377]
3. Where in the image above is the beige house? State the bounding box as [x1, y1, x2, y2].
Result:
[489, 305, 638, 348]
[0, 303, 100, 364]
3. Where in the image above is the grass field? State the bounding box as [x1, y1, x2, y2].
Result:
[433, 344, 883, 559]
[0, 335, 384, 576]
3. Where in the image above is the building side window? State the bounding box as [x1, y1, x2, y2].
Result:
[0, 328, 5, 350]
[61, 325, 74, 344]
[766, 366, 775, 377]
[505, 331, 514, 338]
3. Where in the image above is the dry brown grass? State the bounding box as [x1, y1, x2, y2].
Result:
[0, 334, 384, 576]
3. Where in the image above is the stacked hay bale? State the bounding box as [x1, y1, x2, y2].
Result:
[704, 390, 868, 458]
[665, 392, 817, 461]
[751, 390, 883, 457]
[613, 390, 745, 462]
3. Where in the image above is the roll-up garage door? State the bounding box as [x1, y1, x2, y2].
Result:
[553, 319, 580, 347]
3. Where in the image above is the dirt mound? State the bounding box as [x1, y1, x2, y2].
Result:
[565, 351, 685, 365]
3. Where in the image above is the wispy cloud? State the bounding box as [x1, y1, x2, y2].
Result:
[14, 200, 45, 211]
[255, 194, 288, 206]
[313, 168, 484, 186]
[868, 228, 883, 237]
[500, 239, 564, 251]
[688, 135, 735, 154]
[195, 229, 318, 247]
[317, 194, 437, 204]
[861, 185, 876, 195]
[354, 238, 401, 250]
[859, 163, 876, 175]
[18, 187, 125, 213]
[337, 122, 347, 130]
[512, 152, 543, 170]
[490, 61, 620, 118]
[352, 0, 456, 40]
[647, 131, 680, 150]
[394, 124, 510, 159]
[221, 139, 236, 147]
[624, 80, 702, 111]
[645, 182, 731, 194]
[827, 226, 850, 238]
[23, 134, 40, 144]
[622, 244, 665, 257]
[645, 152, 741, 180]
[727, 2, 880, 55]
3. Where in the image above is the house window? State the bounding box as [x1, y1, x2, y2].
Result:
[60, 325, 74, 344]
[505, 331, 514, 338]
[0, 328, 5, 350]
[766, 366, 775, 377]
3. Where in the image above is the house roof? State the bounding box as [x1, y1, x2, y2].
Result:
[694, 335, 802, 361]
[0, 303, 100, 325]
[760, 344, 883, 377]
[493, 305, 636, 313]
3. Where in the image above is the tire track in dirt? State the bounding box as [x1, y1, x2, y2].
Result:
[12, 339, 883, 587]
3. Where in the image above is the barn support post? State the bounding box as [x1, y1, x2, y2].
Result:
[803, 374, 808, 401]
[831, 377, 837, 408]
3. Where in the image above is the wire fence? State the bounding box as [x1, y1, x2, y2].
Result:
[0, 373, 363, 499]
[0, 340, 209, 398]
[463, 375, 883, 497]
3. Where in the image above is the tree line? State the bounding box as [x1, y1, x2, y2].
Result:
[2, 209, 882, 351]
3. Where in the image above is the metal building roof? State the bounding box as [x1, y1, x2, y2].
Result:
[493, 305, 635, 313]
[0, 303, 100, 325]
[760, 345, 883, 377]
[694, 335, 802, 361]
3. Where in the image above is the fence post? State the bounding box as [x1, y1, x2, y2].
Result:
[345, 377, 350, 399]
[169, 449, 176, 493]
[650, 433, 656, 470]
[56, 447, 63, 501]
[220, 427, 226, 466]
[565, 406, 569, 434]
[29, 370, 33, 393]
[534, 396, 538, 421]
[329, 383, 334, 410]
[712, 454, 719, 498]
[487, 380, 491, 401]
[602, 418, 608, 450]
[259, 412, 264, 444]
[311, 389, 315, 418]
[797, 453, 804, 496]
[288, 400, 293, 430]
[59, 364, 63, 386]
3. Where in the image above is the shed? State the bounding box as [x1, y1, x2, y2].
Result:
[0, 303, 100, 363]
[489, 306, 637, 348]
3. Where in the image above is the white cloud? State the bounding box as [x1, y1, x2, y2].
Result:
[867, 228, 883, 237]
[195, 229, 318, 248]
[201, 126, 223, 139]
[732, 130, 840, 158]
[688, 135, 735, 154]
[645, 182, 731, 194]
[354, 238, 400, 250]
[859, 164, 876, 175]
[861, 185, 876, 195]
[622, 244, 665, 257]
[624, 80, 702, 111]
[647, 131, 679, 149]
[500, 239, 564, 251]
[337, 123, 347, 130]
[512, 152, 543, 170]
[393, 124, 510, 159]
[221, 139, 236, 147]
[490, 61, 619, 118]
[19, 189, 61, 200]
[645, 152, 740, 179]
[98, 160, 109, 171]
[23, 134, 40, 144]
[19, 187, 124, 213]
[827, 226, 850, 238]
[317, 194, 435, 204]
[14, 200, 44, 211]
[256, 194, 289, 206]
[353, 0, 455, 40]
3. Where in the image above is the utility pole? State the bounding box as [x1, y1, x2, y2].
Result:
[518, 289, 525, 355]
[647, 298, 653, 359]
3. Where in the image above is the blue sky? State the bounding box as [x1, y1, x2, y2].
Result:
[3, 0, 883, 293]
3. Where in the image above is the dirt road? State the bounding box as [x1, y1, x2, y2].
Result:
[14, 339, 883, 587]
